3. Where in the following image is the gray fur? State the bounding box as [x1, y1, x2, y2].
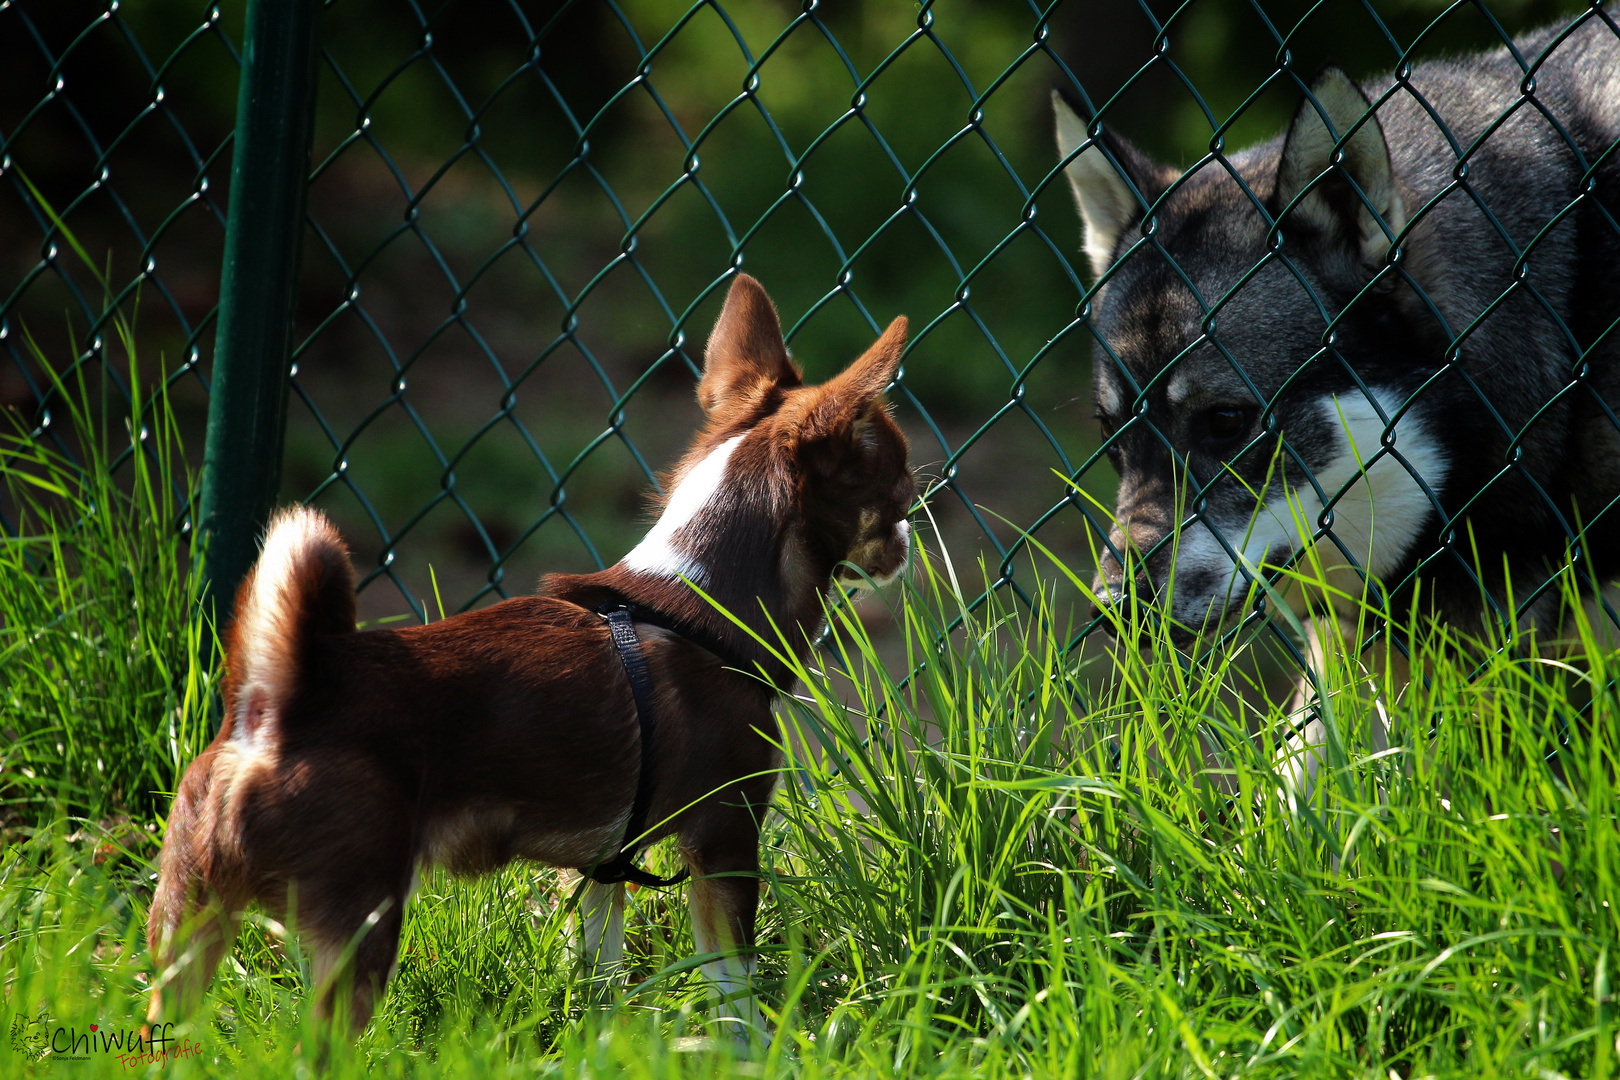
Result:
[1055, 15, 1620, 643]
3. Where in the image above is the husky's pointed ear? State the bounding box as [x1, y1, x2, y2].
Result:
[699, 274, 802, 413]
[1275, 68, 1405, 272]
[1052, 87, 1166, 281]
[801, 316, 907, 469]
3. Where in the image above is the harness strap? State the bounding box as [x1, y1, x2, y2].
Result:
[583, 604, 690, 889]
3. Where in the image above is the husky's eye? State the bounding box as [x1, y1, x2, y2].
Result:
[1196, 406, 1253, 450]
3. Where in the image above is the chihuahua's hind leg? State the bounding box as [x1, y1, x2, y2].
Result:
[306, 892, 406, 1039]
[146, 896, 244, 1026]
[146, 752, 249, 1024]
[294, 777, 415, 1038]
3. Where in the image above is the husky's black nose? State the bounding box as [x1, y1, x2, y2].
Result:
[1084, 570, 1157, 629]
[1083, 593, 1122, 629]
[1087, 568, 1212, 649]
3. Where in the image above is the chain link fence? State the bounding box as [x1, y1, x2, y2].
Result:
[286, 0, 1101, 626]
[1, 0, 236, 492]
[4, 0, 1614, 704]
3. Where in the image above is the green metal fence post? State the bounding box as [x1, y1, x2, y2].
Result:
[198, 0, 321, 641]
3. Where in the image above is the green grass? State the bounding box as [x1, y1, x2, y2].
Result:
[0, 335, 214, 826]
[3, 382, 1618, 1079]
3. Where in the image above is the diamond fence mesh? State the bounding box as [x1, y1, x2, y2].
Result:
[1, 0, 237, 512]
[3, 0, 1616, 710]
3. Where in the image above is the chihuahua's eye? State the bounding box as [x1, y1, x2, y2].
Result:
[1195, 406, 1253, 451]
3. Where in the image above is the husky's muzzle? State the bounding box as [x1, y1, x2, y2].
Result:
[1088, 537, 1275, 649]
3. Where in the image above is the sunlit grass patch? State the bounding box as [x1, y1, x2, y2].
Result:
[2, 383, 1617, 1079]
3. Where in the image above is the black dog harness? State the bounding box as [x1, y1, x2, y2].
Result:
[581, 604, 692, 889]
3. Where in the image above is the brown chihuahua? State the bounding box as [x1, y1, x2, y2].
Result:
[146, 274, 914, 1043]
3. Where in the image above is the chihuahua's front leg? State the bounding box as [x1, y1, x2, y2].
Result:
[576, 877, 626, 999]
[685, 808, 768, 1051]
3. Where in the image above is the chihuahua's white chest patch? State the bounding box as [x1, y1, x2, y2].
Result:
[623, 433, 746, 585]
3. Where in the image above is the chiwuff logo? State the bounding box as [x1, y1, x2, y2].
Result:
[9, 1011, 203, 1067]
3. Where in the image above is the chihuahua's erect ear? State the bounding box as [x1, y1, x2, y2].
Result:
[698, 274, 802, 413]
[802, 315, 907, 457]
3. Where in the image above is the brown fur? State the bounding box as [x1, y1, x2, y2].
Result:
[145, 275, 913, 1038]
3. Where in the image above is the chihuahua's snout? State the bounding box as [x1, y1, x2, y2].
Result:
[838, 518, 911, 587]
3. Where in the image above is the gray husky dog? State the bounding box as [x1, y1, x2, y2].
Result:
[1053, 14, 1620, 721]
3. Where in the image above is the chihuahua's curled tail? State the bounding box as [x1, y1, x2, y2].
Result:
[225, 506, 356, 741]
